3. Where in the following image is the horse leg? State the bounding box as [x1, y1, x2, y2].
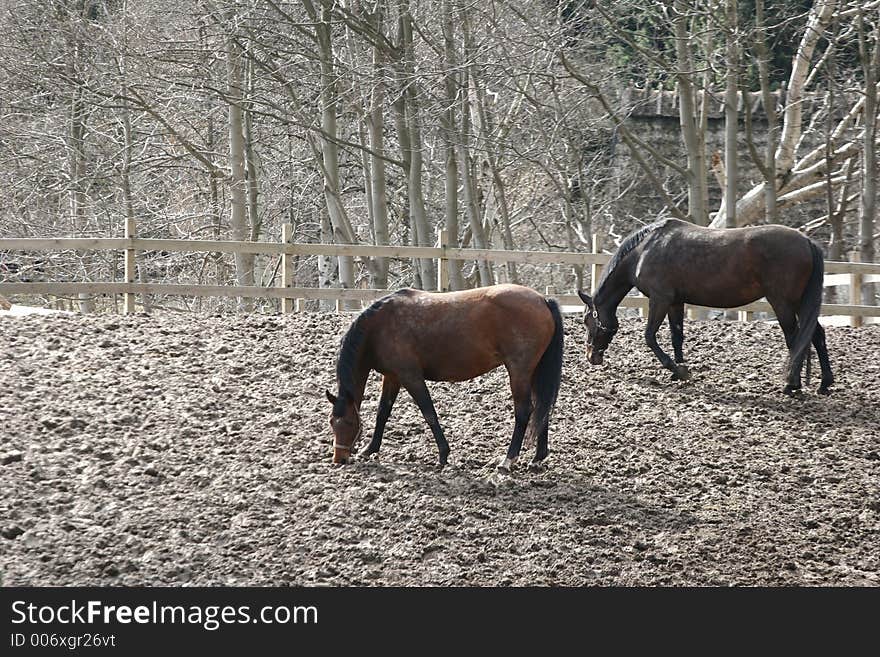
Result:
[499, 373, 533, 473]
[667, 303, 686, 364]
[361, 375, 400, 458]
[528, 421, 550, 471]
[645, 299, 689, 380]
[527, 383, 551, 469]
[402, 377, 450, 466]
[771, 302, 801, 394]
[812, 323, 834, 395]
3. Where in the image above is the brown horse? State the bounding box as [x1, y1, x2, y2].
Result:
[577, 218, 833, 395]
[325, 284, 564, 470]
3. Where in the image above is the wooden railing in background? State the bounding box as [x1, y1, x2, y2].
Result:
[1, 229, 879, 326]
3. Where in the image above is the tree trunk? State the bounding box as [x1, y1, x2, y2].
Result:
[309, 0, 357, 307]
[398, 3, 436, 289]
[459, 80, 494, 287]
[118, 18, 151, 314]
[367, 20, 390, 290]
[830, 157, 856, 257]
[245, 57, 261, 243]
[471, 50, 518, 284]
[226, 19, 254, 312]
[390, 81, 421, 288]
[712, 0, 837, 228]
[67, 35, 93, 314]
[460, 14, 493, 286]
[776, 0, 837, 173]
[724, 0, 739, 229]
[318, 208, 338, 311]
[858, 9, 878, 303]
[672, 0, 708, 225]
[755, 0, 778, 223]
[440, 0, 464, 290]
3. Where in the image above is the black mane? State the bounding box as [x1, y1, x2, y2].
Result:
[597, 219, 668, 294]
[333, 290, 410, 416]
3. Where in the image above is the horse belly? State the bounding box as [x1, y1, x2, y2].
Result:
[423, 350, 503, 382]
[646, 255, 764, 308]
[683, 283, 763, 308]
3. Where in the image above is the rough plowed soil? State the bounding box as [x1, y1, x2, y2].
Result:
[1, 311, 878, 586]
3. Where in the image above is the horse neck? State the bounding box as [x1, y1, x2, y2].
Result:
[338, 326, 373, 409]
[347, 358, 370, 408]
[595, 257, 635, 313]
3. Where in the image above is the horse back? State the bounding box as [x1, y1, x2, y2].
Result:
[368, 285, 555, 382]
[637, 222, 814, 307]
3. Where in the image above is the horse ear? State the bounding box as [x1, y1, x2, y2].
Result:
[325, 390, 338, 405]
[577, 290, 593, 307]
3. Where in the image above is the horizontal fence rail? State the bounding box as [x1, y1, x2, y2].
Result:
[1, 234, 878, 324]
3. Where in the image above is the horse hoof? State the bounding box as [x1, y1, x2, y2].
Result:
[818, 385, 832, 396]
[359, 447, 378, 459]
[497, 456, 518, 473]
[527, 460, 547, 473]
[672, 365, 691, 381]
[783, 384, 802, 397]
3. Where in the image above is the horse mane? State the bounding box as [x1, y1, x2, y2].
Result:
[333, 289, 411, 416]
[597, 219, 669, 292]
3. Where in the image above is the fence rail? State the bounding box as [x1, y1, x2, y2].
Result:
[1, 233, 878, 325]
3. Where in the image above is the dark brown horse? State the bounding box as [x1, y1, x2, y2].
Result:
[577, 218, 833, 395]
[325, 284, 564, 470]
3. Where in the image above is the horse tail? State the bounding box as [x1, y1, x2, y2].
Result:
[527, 298, 564, 445]
[788, 239, 824, 383]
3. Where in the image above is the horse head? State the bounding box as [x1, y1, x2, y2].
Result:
[325, 390, 362, 464]
[577, 290, 618, 365]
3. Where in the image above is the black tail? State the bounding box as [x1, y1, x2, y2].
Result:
[788, 240, 824, 384]
[527, 298, 564, 444]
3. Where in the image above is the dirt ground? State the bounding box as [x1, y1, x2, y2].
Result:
[1, 309, 878, 586]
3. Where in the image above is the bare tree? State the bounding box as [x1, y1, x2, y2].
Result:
[710, 0, 840, 227]
[440, 0, 465, 289]
[303, 0, 358, 305]
[857, 4, 879, 282]
[724, 0, 739, 229]
[753, 0, 779, 223]
[225, 6, 255, 311]
[672, 0, 710, 225]
[852, 4, 880, 310]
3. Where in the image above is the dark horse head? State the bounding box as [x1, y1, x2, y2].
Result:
[325, 390, 362, 464]
[577, 290, 618, 365]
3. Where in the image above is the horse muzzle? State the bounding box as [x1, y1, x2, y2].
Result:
[332, 445, 354, 465]
[586, 346, 604, 365]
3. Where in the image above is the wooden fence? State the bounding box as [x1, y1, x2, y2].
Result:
[1, 229, 879, 327]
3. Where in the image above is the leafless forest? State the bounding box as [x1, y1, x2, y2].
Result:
[0, 0, 878, 311]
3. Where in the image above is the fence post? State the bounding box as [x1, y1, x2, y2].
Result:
[123, 217, 136, 314]
[850, 252, 863, 328]
[590, 232, 604, 296]
[281, 223, 294, 313]
[436, 227, 450, 292]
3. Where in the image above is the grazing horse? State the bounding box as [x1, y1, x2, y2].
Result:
[577, 218, 833, 395]
[325, 284, 564, 471]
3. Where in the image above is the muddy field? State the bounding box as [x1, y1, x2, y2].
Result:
[1, 309, 878, 586]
